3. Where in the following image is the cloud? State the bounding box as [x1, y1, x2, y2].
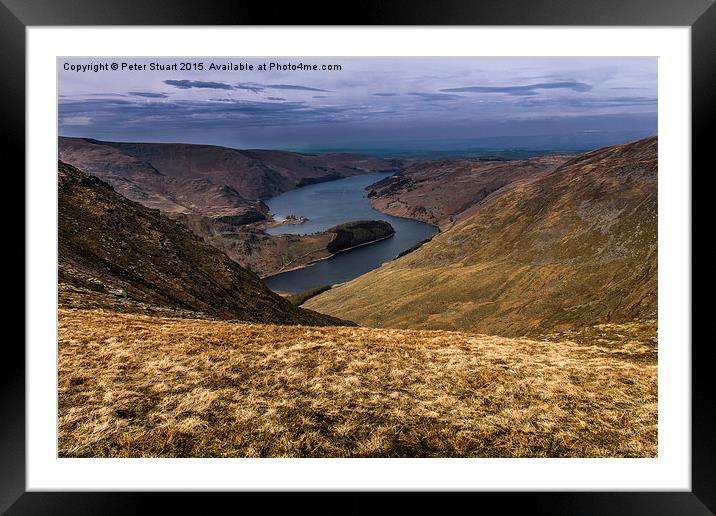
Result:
[441, 81, 592, 96]
[517, 96, 656, 109]
[235, 82, 331, 93]
[164, 80, 233, 90]
[61, 116, 93, 126]
[128, 91, 168, 98]
[58, 98, 371, 131]
[235, 83, 265, 93]
[407, 92, 462, 101]
[58, 58, 656, 148]
[88, 93, 128, 97]
[265, 84, 330, 92]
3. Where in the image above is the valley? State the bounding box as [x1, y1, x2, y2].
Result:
[57, 136, 659, 458]
[59, 137, 403, 277]
[51, 55, 663, 463]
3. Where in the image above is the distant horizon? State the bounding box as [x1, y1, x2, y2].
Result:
[58, 131, 657, 159]
[59, 57, 657, 151]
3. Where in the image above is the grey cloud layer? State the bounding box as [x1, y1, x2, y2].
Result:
[164, 80, 234, 90]
[59, 97, 387, 130]
[441, 81, 592, 95]
[230, 82, 330, 93]
[129, 91, 168, 98]
[59, 58, 657, 148]
[407, 92, 462, 102]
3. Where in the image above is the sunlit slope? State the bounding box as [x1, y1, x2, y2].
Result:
[58, 308, 656, 458]
[306, 137, 657, 336]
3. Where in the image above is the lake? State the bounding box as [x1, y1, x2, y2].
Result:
[263, 172, 438, 293]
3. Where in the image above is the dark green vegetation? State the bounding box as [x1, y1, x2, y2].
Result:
[394, 235, 436, 260]
[58, 161, 349, 326]
[178, 217, 394, 277]
[296, 172, 343, 187]
[286, 285, 333, 306]
[325, 220, 395, 254]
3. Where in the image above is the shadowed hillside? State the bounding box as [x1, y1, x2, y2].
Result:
[58, 161, 348, 326]
[306, 137, 657, 336]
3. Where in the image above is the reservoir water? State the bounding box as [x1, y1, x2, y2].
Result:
[263, 172, 438, 293]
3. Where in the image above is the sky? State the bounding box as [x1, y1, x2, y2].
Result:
[58, 57, 657, 152]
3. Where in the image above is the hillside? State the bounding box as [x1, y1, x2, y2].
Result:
[306, 137, 657, 336]
[366, 155, 568, 227]
[58, 161, 347, 326]
[58, 136, 401, 208]
[58, 308, 656, 458]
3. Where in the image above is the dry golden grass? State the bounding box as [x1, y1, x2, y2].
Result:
[58, 308, 657, 458]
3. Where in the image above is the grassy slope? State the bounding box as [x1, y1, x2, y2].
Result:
[58, 308, 656, 458]
[306, 137, 657, 336]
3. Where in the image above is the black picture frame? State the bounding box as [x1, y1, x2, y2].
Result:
[5, 0, 711, 512]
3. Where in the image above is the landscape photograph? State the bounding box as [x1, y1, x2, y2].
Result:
[57, 57, 658, 458]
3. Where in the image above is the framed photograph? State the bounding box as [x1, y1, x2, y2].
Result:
[6, 0, 711, 511]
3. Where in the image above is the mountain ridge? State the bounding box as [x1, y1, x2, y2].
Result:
[59, 136, 401, 204]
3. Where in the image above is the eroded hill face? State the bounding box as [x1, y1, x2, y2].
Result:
[305, 137, 657, 336]
[58, 161, 348, 326]
[58, 137, 268, 222]
[366, 155, 569, 228]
